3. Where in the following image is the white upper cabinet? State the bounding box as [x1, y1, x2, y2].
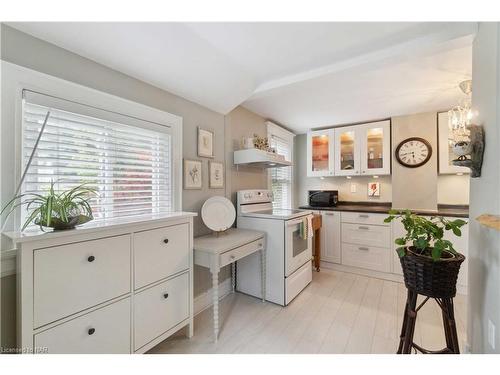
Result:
[307, 129, 335, 177]
[334, 126, 361, 176]
[437, 112, 470, 174]
[359, 120, 391, 176]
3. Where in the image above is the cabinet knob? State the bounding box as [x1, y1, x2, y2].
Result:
[87, 255, 95, 262]
[230, 255, 236, 259]
[88, 328, 96, 335]
[163, 239, 169, 244]
[163, 293, 169, 299]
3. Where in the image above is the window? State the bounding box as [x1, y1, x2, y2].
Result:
[268, 122, 295, 210]
[22, 91, 174, 222]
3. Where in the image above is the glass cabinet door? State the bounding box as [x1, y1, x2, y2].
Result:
[360, 120, 391, 175]
[335, 127, 359, 176]
[307, 130, 334, 176]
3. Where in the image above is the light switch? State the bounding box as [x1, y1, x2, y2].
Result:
[350, 183, 357, 193]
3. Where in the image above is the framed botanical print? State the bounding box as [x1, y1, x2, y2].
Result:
[198, 127, 214, 158]
[368, 182, 380, 197]
[209, 161, 224, 189]
[184, 159, 202, 189]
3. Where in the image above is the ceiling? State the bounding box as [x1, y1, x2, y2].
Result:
[7, 22, 476, 133]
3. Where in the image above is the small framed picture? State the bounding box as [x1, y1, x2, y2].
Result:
[368, 182, 380, 197]
[184, 159, 203, 190]
[198, 127, 214, 158]
[209, 161, 224, 189]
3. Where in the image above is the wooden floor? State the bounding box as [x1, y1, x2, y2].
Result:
[148, 269, 468, 354]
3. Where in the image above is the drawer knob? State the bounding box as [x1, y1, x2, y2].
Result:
[163, 239, 169, 244]
[163, 293, 169, 299]
[230, 255, 236, 259]
[88, 328, 96, 335]
[87, 255, 95, 262]
[258, 243, 263, 247]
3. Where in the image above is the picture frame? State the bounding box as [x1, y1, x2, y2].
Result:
[184, 159, 203, 190]
[368, 182, 380, 197]
[437, 112, 470, 174]
[209, 161, 224, 189]
[198, 127, 214, 158]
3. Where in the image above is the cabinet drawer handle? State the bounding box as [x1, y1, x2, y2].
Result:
[359, 214, 369, 218]
[325, 212, 334, 216]
[258, 243, 263, 247]
[230, 255, 236, 260]
[163, 293, 169, 299]
[87, 255, 95, 262]
[358, 247, 369, 251]
[88, 328, 96, 335]
[358, 226, 370, 230]
[163, 239, 169, 244]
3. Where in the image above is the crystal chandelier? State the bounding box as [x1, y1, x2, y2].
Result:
[448, 80, 473, 144]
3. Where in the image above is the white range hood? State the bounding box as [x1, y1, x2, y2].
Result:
[233, 148, 292, 168]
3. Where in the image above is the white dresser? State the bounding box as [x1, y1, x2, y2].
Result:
[6, 212, 196, 354]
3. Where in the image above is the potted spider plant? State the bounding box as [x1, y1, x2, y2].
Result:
[384, 209, 467, 298]
[1, 181, 97, 231]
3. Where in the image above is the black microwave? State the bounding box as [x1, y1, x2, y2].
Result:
[308, 190, 338, 207]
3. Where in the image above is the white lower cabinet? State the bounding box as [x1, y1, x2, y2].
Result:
[11, 214, 195, 354]
[341, 243, 391, 273]
[134, 272, 190, 351]
[35, 298, 131, 354]
[320, 211, 341, 264]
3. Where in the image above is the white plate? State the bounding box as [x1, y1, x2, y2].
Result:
[201, 196, 236, 232]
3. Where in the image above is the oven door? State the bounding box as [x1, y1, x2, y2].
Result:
[285, 215, 313, 277]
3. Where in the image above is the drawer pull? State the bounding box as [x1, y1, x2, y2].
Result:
[88, 328, 96, 335]
[358, 247, 369, 251]
[358, 226, 370, 230]
[325, 212, 334, 216]
[163, 293, 169, 299]
[359, 214, 369, 218]
[163, 238, 169, 244]
[258, 243, 263, 247]
[230, 255, 236, 260]
[87, 255, 95, 262]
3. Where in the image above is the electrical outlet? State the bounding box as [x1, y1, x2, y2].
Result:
[350, 183, 357, 193]
[488, 320, 496, 349]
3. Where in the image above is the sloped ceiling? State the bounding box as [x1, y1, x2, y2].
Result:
[7, 22, 475, 133]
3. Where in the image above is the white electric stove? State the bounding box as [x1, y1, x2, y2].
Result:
[236, 189, 313, 306]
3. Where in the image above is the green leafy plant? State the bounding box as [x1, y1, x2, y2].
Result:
[1, 181, 98, 231]
[384, 209, 467, 261]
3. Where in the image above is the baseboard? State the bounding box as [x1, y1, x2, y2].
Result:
[193, 278, 232, 316]
[320, 261, 468, 295]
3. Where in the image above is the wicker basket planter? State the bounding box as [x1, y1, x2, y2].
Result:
[400, 247, 465, 298]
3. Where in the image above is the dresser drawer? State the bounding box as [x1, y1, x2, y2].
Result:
[220, 238, 264, 267]
[34, 298, 131, 354]
[342, 223, 391, 248]
[341, 243, 391, 273]
[134, 272, 189, 351]
[34, 235, 131, 328]
[134, 223, 189, 289]
[341, 212, 389, 226]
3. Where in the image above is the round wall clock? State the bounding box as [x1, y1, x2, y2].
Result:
[395, 137, 432, 168]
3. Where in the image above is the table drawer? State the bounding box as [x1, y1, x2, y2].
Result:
[34, 298, 131, 354]
[341, 223, 391, 248]
[134, 272, 189, 351]
[134, 223, 189, 289]
[341, 212, 389, 226]
[341, 243, 391, 273]
[220, 238, 264, 267]
[34, 235, 131, 328]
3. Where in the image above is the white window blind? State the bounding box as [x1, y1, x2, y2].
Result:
[22, 95, 173, 222]
[269, 134, 292, 210]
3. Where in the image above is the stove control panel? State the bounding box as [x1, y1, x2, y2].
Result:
[237, 189, 273, 204]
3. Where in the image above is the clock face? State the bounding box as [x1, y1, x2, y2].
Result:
[396, 137, 432, 168]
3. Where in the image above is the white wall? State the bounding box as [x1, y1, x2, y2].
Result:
[467, 22, 500, 354]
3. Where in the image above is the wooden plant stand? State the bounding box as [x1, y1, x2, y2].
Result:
[397, 289, 460, 354]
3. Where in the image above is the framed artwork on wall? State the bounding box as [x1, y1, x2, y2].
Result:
[437, 112, 470, 174]
[198, 127, 214, 158]
[184, 159, 202, 189]
[209, 161, 224, 189]
[368, 182, 380, 197]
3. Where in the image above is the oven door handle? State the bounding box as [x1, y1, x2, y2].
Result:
[286, 215, 313, 227]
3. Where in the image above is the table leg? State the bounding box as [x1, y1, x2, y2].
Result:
[231, 262, 236, 293]
[211, 269, 219, 342]
[260, 248, 266, 302]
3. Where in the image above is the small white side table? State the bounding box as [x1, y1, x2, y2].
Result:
[194, 228, 266, 342]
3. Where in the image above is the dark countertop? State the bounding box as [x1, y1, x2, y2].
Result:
[299, 202, 469, 218]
